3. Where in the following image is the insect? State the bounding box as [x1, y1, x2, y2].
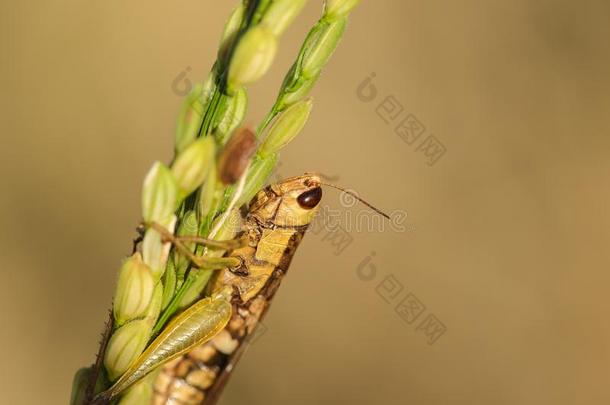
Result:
[93, 174, 386, 404]
[150, 174, 327, 405]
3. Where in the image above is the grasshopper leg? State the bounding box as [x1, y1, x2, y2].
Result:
[149, 222, 242, 270]
[174, 234, 247, 250]
[193, 256, 242, 271]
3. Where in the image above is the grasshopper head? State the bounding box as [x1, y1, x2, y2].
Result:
[249, 174, 322, 227]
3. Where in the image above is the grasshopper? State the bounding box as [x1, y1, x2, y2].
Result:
[93, 174, 385, 404]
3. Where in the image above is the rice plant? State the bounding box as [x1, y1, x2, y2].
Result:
[70, 1, 360, 404]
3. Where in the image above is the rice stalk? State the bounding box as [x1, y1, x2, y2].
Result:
[71, 1, 361, 404]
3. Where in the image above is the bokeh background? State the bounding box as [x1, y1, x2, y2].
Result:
[2, 1, 610, 404]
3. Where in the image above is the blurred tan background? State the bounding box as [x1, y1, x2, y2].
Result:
[2, 1, 610, 404]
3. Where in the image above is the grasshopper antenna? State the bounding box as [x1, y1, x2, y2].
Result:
[317, 171, 341, 182]
[319, 181, 390, 220]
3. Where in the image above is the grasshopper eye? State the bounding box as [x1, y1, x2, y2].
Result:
[297, 187, 322, 209]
